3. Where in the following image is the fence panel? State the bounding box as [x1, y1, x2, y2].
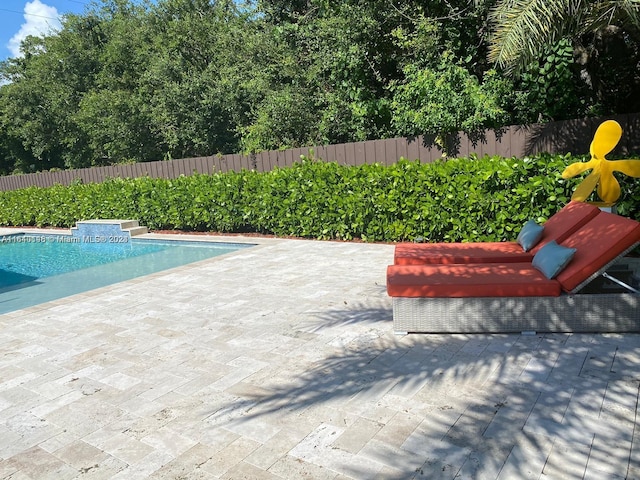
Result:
[223, 154, 235, 172]
[192, 157, 204, 175]
[323, 144, 335, 164]
[206, 156, 217, 174]
[242, 154, 253, 171]
[146, 161, 158, 178]
[371, 140, 383, 165]
[482, 132, 497, 158]
[268, 150, 280, 170]
[345, 142, 357, 166]
[291, 148, 305, 165]
[182, 158, 193, 176]
[313, 146, 327, 162]
[417, 137, 436, 163]
[404, 138, 419, 162]
[131, 164, 145, 179]
[283, 149, 294, 168]
[351, 141, 364, 166]
[335, 143, 346, 165]
[92, 167, 103, 183]
[171, 160, 181, 179]
[363, 141, 375, 164]
[454, 133, 470, 159]
[174, 159, 185, 176]
[395, 139, 408, 162]
[382, 139, 395, 166]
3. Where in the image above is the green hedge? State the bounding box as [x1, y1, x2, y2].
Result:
[0, 153, 638, 242]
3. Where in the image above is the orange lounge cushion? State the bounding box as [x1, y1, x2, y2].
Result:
[557, 212, 640, 292]
[530, 201, 601, 253]
[387, 263, 562, 298]
[394, 242, 532, 265]
[393, 201, 601, 266]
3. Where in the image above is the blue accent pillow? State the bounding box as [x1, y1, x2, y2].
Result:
[517, 220, 544, 252]
[532, 241, 577, 279]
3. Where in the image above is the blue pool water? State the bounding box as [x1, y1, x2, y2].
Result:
[0, 233, 253, 314]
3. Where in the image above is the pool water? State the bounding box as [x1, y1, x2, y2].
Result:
[0, 234, 252, 313]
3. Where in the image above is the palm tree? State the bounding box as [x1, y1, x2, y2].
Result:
[488, 0, 640, 73]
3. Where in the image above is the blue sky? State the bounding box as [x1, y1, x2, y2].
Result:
[0, 1, 91, 61]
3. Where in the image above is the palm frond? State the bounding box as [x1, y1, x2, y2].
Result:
[488, 0, 587, 73]
[585, 0, 640, 33]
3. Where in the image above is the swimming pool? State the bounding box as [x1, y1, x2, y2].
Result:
[0, 233, 253, 314]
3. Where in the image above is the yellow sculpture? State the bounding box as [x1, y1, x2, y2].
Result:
[562, 120, 640, 206]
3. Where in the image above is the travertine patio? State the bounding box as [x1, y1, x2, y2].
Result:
[0, 233, 638, 479]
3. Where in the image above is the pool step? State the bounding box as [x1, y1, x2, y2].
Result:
[71, 219, 149, 238]
[126, 226, 148, 236]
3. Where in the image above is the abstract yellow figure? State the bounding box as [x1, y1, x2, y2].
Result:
[562, 120, 640, 206]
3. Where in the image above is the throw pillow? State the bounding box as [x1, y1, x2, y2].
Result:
[517, 220, 544, 252]
[532, 240, 577, 279]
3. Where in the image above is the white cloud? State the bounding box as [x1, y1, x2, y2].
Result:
[8, 0, 62, 57]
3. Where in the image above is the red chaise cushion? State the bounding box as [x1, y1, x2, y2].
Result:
[557, 212, 640, 292]
[386, 263, 562, 298]
[530, 201, 601, 253]
[393, 201, 601, 265]
[394, 241, 531, 265]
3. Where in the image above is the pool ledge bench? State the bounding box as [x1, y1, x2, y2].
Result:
[71, 219, 148, 238]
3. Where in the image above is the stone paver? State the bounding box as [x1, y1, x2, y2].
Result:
[0, 231, 639, 479]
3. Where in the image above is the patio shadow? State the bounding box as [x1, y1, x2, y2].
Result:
[204, 320, 639, 478]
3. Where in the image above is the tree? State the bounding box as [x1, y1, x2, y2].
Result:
[2, 0, 639, 174]
[240, 0, 501, 151]
[0, 34, 83, 172]
[488, 0, 640, 115]
[0, 5, 152, 172]
[390, 53, 512, 153]
[488, 0, 640, 71]
[240, 0, 406, 150]
[142, 0, 274, 157]
[0, 0, 261, 169]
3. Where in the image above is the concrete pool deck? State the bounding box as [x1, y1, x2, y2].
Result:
[0, 231, 638, 479]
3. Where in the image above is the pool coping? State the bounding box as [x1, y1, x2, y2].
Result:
[0, 227, 280, 245]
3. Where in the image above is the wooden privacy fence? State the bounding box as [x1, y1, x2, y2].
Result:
[1, 113, 639, 191]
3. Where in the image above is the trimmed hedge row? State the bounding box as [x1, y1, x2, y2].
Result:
[0, 153, 638, 242]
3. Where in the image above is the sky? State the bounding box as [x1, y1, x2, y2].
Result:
[0, 0, 89, 61]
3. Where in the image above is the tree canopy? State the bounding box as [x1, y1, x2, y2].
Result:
[0, 0, 638, 173]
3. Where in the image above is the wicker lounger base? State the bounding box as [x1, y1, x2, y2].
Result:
[393, 293, 640, 334]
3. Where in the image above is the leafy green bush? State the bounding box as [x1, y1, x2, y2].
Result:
[0, 153, 637, 242]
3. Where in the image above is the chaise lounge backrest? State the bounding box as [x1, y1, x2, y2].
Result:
[557, 211, 640, 293]
[529, 201, 601, 253]
[393, 201, 601, 266]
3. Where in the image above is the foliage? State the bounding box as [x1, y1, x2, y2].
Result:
[488, 0, 640, 71]
[0, 0, 639, 173]
[389, 53, 513, 151]
[239, 86, 319, 153]
[0, 0, 522, 170]
[2, 153, 636, 243]
[0, 0, 270, 169]
[511, 39, 588, 123]
[488, 0, 640, 115]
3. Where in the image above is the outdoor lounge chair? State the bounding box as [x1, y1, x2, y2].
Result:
[387, 208, 640, 333]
